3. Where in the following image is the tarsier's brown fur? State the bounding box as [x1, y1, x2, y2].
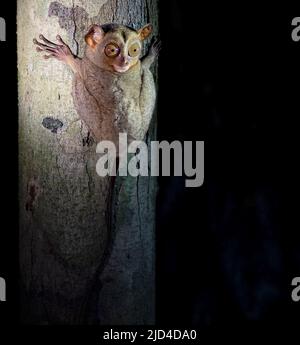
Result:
[34, 23, 160, 147]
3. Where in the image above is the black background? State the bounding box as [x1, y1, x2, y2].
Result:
[0, 0, 300, 340]
[156, 0, 300, 331]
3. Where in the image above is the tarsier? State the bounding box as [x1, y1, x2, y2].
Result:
[34, 23, 160, 149]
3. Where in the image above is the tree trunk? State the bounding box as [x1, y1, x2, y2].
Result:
[18, 0, 158, 325]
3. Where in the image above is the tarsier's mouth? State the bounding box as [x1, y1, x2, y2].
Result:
[113, 65, 130, 73]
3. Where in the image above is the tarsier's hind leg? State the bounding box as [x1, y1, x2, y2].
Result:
[72, 77, 116, 144]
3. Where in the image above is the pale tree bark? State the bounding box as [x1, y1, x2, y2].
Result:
[18, 0, 158, 325]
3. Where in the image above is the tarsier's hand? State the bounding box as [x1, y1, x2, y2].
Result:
[33, 34, 74, 63]
[142, 38, 161, 69]
[150, 38, 162, 58]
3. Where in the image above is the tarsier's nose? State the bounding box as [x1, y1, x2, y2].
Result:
[120, 56, 129, 65]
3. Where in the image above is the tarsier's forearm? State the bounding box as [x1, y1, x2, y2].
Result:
[65, 56, 82, 75]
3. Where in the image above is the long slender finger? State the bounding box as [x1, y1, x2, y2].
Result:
[153, 42, 159, 50]
[43, 54, 57, 60]
[153, 39, 161, 48]
[153, 40, 162, 52]
[36, 46, 57, 53]
[56, 35, 67, 46]
[39, 34, 59, 48]
[33, 38, 55, 51]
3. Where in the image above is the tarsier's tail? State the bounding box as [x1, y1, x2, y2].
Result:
[80, 158, 121, 324]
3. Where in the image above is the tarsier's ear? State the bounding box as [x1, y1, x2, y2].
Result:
[138, 24, 153, 40]
[85, 24, 104, 48]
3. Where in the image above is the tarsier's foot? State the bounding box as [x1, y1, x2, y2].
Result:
[33, 34, 73, 62]
[150, 38, 162, 58]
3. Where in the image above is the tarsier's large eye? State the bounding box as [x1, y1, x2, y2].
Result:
[128, 42, 141, 57]
[105, 43, 120, 57]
